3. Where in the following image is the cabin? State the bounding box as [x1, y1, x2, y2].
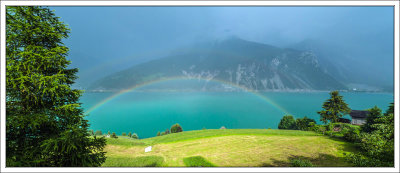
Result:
[350, 110, 369, 125]
[338, 117, 351, 124]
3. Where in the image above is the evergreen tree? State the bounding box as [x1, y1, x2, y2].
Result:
[317, 91, 351, 124]
[6, 6, 106, 166]
[361, 106, 382, 133]
[384, 103, 394, 116]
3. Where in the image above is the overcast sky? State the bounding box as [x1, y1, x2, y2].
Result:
[50, 6, 394, 87]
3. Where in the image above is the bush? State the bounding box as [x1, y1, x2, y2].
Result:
[296, 116, 316, 130]
[128, 132, 132, 137]
[157, 131, 161, 136]
[88, 130, 94, 136]
[171, 123, 183, 133]
[132, 133, 139, 139]
[183, 156, 216, 167]
[278, 115, 296, 130]
[122, 132, 126, 136]
[342, 126, 361, 142]
[361, 106, 382, 133]
[346, 103, 394, 167]
[290, 159, 313, 167]
[165, 129, 170, 134]
[161, 132, 165, 136]
[111, 132, 118, 138]
[95, 130, 102, 136]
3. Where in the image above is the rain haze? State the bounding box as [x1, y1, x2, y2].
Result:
[50, 6, 394, 91]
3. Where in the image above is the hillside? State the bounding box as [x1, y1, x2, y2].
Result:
[88, 37, 347, 92]
[101, 129, 357, 167]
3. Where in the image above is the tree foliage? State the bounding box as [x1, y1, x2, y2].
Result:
[170, 123, 183, 133]
[278, 115, 297, 130]
[295, 116, 316, 131]
[95, 130, 102, 136]
[111, 132, 118, 138]
[317, 91, 351, 124]
[6, 6, 106, 166]
[347, 103, 394, 167]
[131, 133, 139, 139]
[361, 106, 382, 133]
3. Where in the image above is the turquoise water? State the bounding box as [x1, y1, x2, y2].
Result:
[81, 91, 393, 138]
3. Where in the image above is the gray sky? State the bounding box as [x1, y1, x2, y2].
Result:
[50, 6, 394, 88]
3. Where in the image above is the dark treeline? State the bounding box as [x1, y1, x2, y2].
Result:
[277, 91, 394, 167]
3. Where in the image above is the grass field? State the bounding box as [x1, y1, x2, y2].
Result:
[101, 129, 358, 167]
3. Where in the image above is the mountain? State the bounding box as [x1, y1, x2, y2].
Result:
[88, 37, 348, 92]
[288, 39, 393, 92]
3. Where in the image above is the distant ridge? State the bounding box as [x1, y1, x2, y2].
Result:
[89, 37, 348, 92]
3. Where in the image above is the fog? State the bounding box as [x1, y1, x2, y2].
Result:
[50, 6, 394, 89]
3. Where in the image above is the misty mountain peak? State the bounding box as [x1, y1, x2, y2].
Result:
[89, 38, 347, 92]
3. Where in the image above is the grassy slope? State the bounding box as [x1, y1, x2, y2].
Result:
[102, 129, 357, 167]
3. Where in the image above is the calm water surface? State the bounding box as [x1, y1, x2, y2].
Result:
[81, 92, 393, 138]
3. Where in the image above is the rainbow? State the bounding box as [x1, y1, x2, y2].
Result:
[85, 76, 291, 115]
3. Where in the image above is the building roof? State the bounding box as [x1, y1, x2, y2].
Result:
[350, 110, 369, 119]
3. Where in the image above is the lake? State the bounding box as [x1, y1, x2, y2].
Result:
[81, 91, 393, 138]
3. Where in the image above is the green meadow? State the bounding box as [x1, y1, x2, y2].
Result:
[101, 129, 358, 167]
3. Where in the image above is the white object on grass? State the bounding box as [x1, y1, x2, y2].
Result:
[145, 146, 152, 152]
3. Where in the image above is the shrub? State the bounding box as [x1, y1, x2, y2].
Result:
[132, 133, 139, 139]
[343, 126, 361, 142]
[128, 132, 132, 137]
[122, 132, 126, 136]
[107, 131, 111, 135]
[278, 115, 297, 130]
[346, 103, 394, 167]
[183, 156, 216, 167]
[361, 106, 382, 133]
[165, 129, 170, 134]
[88, 130, 94, 136]
[171, 123, 183, 133]
[308, 122, 318, 131]
[290, 159, 313, 167]
[161, 132, 166, 136]
[296, 116, 316, 131]
[157, 131, 161, 136]
[111, 132, 118, 138]
[95, 130, 102, 136]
